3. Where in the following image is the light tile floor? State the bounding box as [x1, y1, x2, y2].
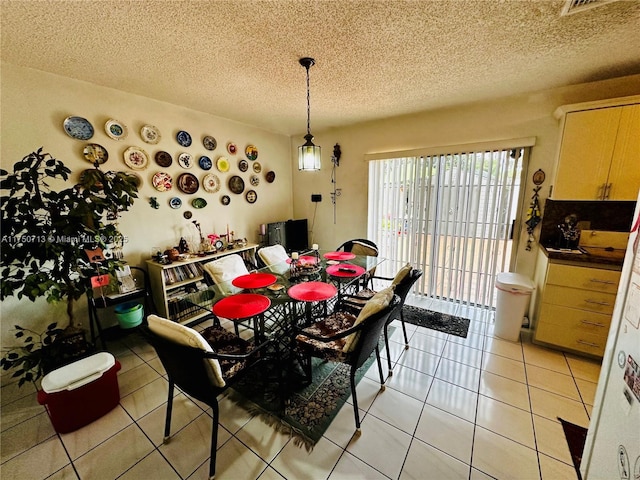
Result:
[1, 297, 602, 479]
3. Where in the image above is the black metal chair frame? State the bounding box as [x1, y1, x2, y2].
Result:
[295, 295, 400, 434]
[341, 268, 424, 375]
[335, 238, 379, 290]
[140, 324, 273, 480]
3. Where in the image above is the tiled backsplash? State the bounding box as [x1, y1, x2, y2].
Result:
[539, 199, 636, 247]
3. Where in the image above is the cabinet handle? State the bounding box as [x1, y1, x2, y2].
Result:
[577, 340, 601, 348]
[589, 279, 616, 285]
[585, 299, 611, 306]
[580, 320, 606, 327]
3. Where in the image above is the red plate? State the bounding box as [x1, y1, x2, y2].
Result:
[232, 273, 277, 289]
[288, 282, 337, 302]
[323, 251, 356, 261]
[326, 263, 365, 278]
[213, 293, 271, 319]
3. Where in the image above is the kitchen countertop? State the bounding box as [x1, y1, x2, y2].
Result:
[540, 244, 626, 268]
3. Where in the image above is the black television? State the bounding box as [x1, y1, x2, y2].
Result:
[266, 219, 308, 252]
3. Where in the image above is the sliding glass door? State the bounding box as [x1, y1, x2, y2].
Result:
[368, 145, 528, 309]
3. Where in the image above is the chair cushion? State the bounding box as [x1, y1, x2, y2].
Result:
[257, 244, 290, 274]
[203, 254, 249, 295]
[343, 286, 394, 352]
[349, 241, 378, 257]
[391, 263, 413, 287]
[295, 311, 357, 363]
[200, 326, 253, 379]
[147, 314, 225, 387]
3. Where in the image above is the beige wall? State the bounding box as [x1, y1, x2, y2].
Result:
[293, 75, 640, 281]
[1, 63, 293, 341]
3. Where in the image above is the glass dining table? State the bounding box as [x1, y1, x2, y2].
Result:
[180, 249, 385, 344]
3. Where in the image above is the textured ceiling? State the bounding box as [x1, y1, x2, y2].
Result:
[2, 0, 640, 136]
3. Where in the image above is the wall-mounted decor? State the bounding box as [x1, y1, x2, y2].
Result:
[155, 151, 172, 167]
[228, 175, 244, 194]
[169, 197, 182, 209]
[250, 175, 259, 186]
[82, 143, 108, 164]
[265, 171, 275, 183]
[252, 161, 262, 173]
[238, 159, 249, 172]
[123, 146, 149, 170]
[177, 172, 199, 194]
[198, 155, 212, 170]
[152, 172, 173, 192]
[245, 144, 258, 160]
[203, 135, 217, 150]
[221, 195, 230, 206]
[123, 171, 143, 188]
[178, 152, 193, 169]
[64, 116, 94, 140]
[192, 198, 207, 209]
[245, 190, 257, 204]
[216, 156, 230, 172]
[202, 173, 221, 193]
[183, 211, 193, 219]
[227, 143, 237, 155]
[140, 124, 161, 144]
[176, 130, 192, 147]
[105, 119, 128, 140]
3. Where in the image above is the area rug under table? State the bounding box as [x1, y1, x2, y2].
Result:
[228, 346, 381, 449]
[401, 304, 470, 338]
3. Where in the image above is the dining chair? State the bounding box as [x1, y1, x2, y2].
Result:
[295, 288, 400, 435]
[335, 238, 379, 289]
[142, 314, 272, 480]
[340, 264, 423, 375]
[256, 244, 289, 274]
[202, 254, 249, 295]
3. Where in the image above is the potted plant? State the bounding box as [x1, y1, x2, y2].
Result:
[0, 148, 138, 385]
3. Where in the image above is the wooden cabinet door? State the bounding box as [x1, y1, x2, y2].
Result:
[553, 107, 621, 200]
[607, 104, 640, 200]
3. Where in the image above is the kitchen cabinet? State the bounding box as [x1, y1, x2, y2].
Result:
[552, 103, 640, 201]
[146, 244, 258, 324]
[534, 262, 621, 357]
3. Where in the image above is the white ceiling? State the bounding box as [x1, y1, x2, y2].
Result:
[2, 0, 640, 136]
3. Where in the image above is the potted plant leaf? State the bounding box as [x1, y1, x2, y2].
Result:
[0, 148, 138, 385]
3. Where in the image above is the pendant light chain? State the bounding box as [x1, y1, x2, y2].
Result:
[306, 65, 311, 135]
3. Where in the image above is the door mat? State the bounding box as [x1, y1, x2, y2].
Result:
[559, 417, 588, 480]
[402, 305, 470, 338]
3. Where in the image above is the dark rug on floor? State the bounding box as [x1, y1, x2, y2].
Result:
[228, 345, 381, 450]
[559, 417, 588, 480]
[402, 304, 470, 338]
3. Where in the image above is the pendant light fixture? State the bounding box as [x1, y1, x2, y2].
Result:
[298, 57, 321, 171]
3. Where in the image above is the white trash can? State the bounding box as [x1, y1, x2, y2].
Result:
[494, 273, 535, 342]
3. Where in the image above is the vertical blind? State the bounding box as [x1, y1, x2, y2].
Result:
[367, 142, 531, 309]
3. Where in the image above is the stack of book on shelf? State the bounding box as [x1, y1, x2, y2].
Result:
[166, 280, 210, 323]
[163, 263, 204, 285]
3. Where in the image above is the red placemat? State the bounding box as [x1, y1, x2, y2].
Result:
[323, 251, 356, 261]
[213, 293, 271, 319]
[232, 273, 277, 289]
[288, 282, 337, 302]
[286, 255, 318, 265]
[326, 263, 366, 278]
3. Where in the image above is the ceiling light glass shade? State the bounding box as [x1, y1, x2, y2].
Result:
[298, 134, 321, 171]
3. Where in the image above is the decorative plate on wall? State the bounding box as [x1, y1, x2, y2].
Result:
[216, 156, 230, 173]
[252, 161, 262, 173]
[198, 155, 212, 170]
[221, 195, 230, 206]
[64, 116, 94, 140]
[245, 190, 257, 204]
[152, 172, 173, 192]
[265, 171, 275, 183]
[183, 211, 193, 219]
[169, 197, 182, 209]
[123, 146, 149, 170]
[176, 130, 192, 147]
[192, 197, 207, 209]
[245, 144, 258, 160]
[83, 143, 108, 164]
[177, 172, 199, 194]
[228, 175, 245, 194]
[105, 119, 128, 140]
[250, 175, 259, 186]
[122, 171, 143, 188]
[155, 151, 172, 167]
[227, 143, 237, 155]
[140, 124, 161, 144]
[238, 159, 249, 172]
[202, 173, 221, 193]
[203, 135, 217, 150]
[178, 152, 193, 169]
